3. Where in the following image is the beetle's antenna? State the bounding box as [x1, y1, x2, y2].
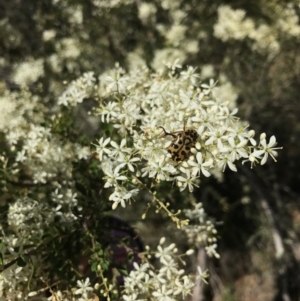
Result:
[158, 126, 177, 138]
[183, 118, 187, 131]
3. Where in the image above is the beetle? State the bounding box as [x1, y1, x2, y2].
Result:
[159, 123, 198, 163]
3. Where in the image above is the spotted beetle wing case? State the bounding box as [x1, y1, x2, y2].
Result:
[159, 126, 198, 162]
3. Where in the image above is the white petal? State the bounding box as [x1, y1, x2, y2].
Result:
[110, 140, 118, 148]
[112, 202, 119, 210]
[260, 153, 268, 165]
[201, 168, 211, 177]
[227, 161, 237, 172]
[268, 135, 276, 147]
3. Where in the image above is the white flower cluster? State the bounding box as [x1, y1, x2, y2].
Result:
[8, 196, 45, 239]
[0, 266, 29, 300]
[50, 187, 81, 222]
[1, 88, 91, 186]
[56, 38, 81, 60]
[1, 191, 79, 292]
[214, 5, 255, 42]
[136, 0, 199, 70]
[183, 203, 220, 258]
[123, 238, 197, 301]
[12, 59, 44, 87]
[0, 89, 43, 133]
[138, 2, 157, 22]
[94, 64, 281, 209]
[277, 4, 300, 37]
[10, 123, 87, 184]
[249, 24, 280, 55]
[58, 71, 96, 106]
[214, 4, 300, 55]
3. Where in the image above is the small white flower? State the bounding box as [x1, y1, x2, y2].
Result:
[81, 72, 96, 86]
[146, 157, 176, 181]
[180, 66, 199, 84]
[15, 150, 27, 162]
[159, 258, 179, 279]
[224, 137, 248, 161]
[205, 126, 227, 150]
[52, 188, 63, 203]
[109, 186, 138, 209]
[165, 58, 182, 71]
[96, 137, 111, 160]
[124, 269, 146, 292]
[201, 78, 218, 95]
[176, 170, 199, 192]
[152, 284, 174, 301]
[197, 266, 209, 284]
[110, 138, 131, 159]
[217, 155, 237, 172]
[116, 154, 140, 172]
[149, 270, 167, 284]
[253, 135, 281, 165]
[188, 152, 213, 177]
[133, 262, 149, 275]
[76, 146, 90, 160]
[155, 243, 176, 262]
[174, 275, 195, 297]
[103, 167, 127, 188]
[75, 278, 93, 298]
[97, 101, 118, 123]
[205, 244, 220, 258]
[244, 148, 263, 168]
[105, 72, 128, 93]
[33, 170, 48, 184]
